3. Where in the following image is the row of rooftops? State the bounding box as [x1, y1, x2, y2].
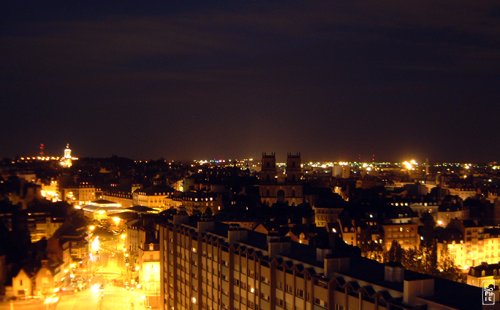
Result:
[157, 212, 482, 309]
[469, 261, 500, 277]
[102, 185, 218, 200]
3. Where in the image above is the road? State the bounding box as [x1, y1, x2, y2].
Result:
[0, 229, 148, 310]
[55, 285, 147, 310]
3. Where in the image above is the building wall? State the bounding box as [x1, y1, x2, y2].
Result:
[126, 224, 161, 306]
[448, 188, 477, 201]
[133, 193, 171, 210]
[102, 193, 133, 208]
[12, 270, 32, 297]
[466, 274, 496, 287]
[314, 207, 342, 227]
[67, 238, 88, 261]
[259, 153, 304, 206]
[493, 200, 500, 225]
[437, 210, 467, 227]
[259, 184, 304, 206]
[159, 224, 330, 310]
[126, 226, 141, 258]
[29, 217, 63, 243]
[157, 221, 421, 310]
[34, 267, 54, 296]
[76, 186, 97, 205]
[62, 185, 97, 205]
[408, 202, 439, 220]
[439, 237, 500, 269]
[341, 229, 359, 247]
[40, 181, 60, 202]
[382, 223, 420, 251]
[438, 226, 500, 270]
[0, 255, 5, 293]
[170, 197, 221, 215]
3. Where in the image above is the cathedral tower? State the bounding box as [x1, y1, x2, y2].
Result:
[260, 152, 277, 183]
[285, 152, 302, 183]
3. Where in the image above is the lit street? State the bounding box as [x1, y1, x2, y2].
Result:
[55, 285, 147, 310]
[0, 285, 147, 310]
[0, 229, 148, 310]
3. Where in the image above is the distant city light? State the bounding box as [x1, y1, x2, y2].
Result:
[402, 159, 418, 171]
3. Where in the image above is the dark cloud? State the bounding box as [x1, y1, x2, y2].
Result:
[1, 1, 499, 161]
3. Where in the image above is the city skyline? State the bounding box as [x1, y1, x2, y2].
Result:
[6, 142, 499, 163]
[2, 1, 499, 161]
[1, 138, 498, 309]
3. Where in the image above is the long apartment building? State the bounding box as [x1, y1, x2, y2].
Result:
[158, 215, 481, 310]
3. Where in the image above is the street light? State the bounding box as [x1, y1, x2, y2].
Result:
[91, 236, 100, 253]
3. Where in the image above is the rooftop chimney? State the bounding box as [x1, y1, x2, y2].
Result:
[228, 225, 248, 243]
[384, 262, 404, 282]
[324, 255, 350, 277]
[197, 219, 215, 233]
[316, 248, 333, 262]
[172, 214, 189, 225]
[267, 233, 291, 257]
[403, 278, 435, 305]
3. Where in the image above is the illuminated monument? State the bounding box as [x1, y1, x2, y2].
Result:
[59, 143, 76, 168]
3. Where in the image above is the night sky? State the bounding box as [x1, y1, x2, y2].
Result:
[1, 1, 499, 162]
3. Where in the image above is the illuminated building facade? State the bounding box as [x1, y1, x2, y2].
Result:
[438, 225, 500, 270]
[60, 232, 89, 262]
[339, 224, 359, 247]
[102, 190, 134, 208]
[133, 186, 175, 210]
[12, 268, 32, 298]
[159, 216, 479, 310]
[390, 201, 439, 221]
[140, 241, 160, 308]
[170, 191, 222, 215]
[382, 206, 420, 251]
[126, 218, 161, 307]
[61, 182, 98, 206]
[467, 262, 500, 288]
[34, 263, 56, 296]
[82, 199, 123, 221]
[27, 212, 64, 243]
[436, 206, 468, 227]
[41, 180, 60, 202]
[19, 260, 63, 297]
[313, 206, 343, 228]
[382, 223, 420, 251]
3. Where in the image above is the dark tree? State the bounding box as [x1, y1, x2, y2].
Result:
[387, 240, 403, 263]
[420, 212, 436, 247]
